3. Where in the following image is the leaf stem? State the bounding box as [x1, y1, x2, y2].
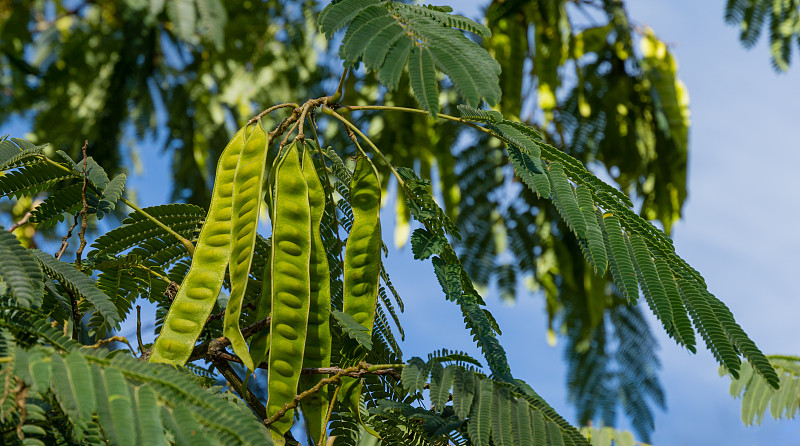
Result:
[326, 68, 349, 104]
[336, 104, 494, 136]
[322, 107, 406, 189]
[248, 102, 299, 125]
[118, 197, 195, 256]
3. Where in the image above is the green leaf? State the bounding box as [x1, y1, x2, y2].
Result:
[530, 410, 546, 446]
[549, 162, 587, 238]
[467, 378, 493, 446]
[97, 173, 126, 217]
[600, 214, 639, 303]
[653, 256, 695, 351]
[408, 46, 440, 116]
[452, 367, 476, 420]
[51, 353, 96, 432]
[511, 397, 534, 446]
[331, 309, 373, 350]
[677, 277, 741, 378]
[93, 365, 136, 446]
[491, 385, 514, 446]
[377, 38, 413, 90]
[629, 234, 673, 333]
[507, 145, 550, 198]
[429, 363, 455, 412]
[432, 257, 462, 302]
[457, 105, 503, 123]
[410, 228, 447, 260]
[135, 385, 167, 446]
[401, 357, 429, 395]
[32, 249, 121, 328]
[0, 138, 44, 170]
[576, 186, 607, 274]
[0, 229, 43, 307]
[318, 0, 380, 37]
[327, 0, 501, 110]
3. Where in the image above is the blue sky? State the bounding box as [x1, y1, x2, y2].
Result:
[3, 1, 799, 444]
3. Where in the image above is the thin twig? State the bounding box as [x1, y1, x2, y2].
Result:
[214, 358, 268, 421]
[7, 212, 32, 232]
[248, 103, 299, 125]
[295, 103, 312, 141]
[187, 316, 271, 362]
[264, 362, 403, 427]
[136, 305, 145, 355]
[318, 385, 341, 446]
[81, 335, 136, 355]
[54, 215, 79, 260]
[75, 140, 89, 264]
[323, 107, 406, 189]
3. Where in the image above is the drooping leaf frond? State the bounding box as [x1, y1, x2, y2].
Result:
[399, 357, 590, 446]
[0, 138, 45, 170]
[0, 229, 43, 308]
[458, 105, 780, 389]
[6, 346, 272, 445]
[724, 0, 800, 71]
[722, 355, 800, 425]
[319, 0, 501, 115]
[0, 161, 75, 200]
[31, 249, 121, 329]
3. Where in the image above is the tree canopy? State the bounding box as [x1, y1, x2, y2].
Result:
[1, 1, 797, 444]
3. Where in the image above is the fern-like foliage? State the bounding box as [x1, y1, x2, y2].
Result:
[318, 0, 500, 115]
[32, 249, 121, 330]
[0, 228, 43, 308]
[0, 138, 45, 170]
[724, 0, 800, 71]
[0, 308, 271, 445]
[722, 355, 800, 425]
[0, 138, 128, 228]
[395, 356, 590, 446]
[565, 301, 664, 442]
[458, 105, 780, 389]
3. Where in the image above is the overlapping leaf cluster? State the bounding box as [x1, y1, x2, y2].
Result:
[319, 0, 501, 116]
[458, 105, 779, 390]
[0, 309, 270, 445]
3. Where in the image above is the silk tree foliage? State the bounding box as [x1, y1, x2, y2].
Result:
[0, 0, 786, 442]
[724, 0, 800, 71]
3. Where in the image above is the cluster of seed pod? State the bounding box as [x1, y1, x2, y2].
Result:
[150, 124, 382, 445]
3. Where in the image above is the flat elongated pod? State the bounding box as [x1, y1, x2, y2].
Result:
[298, 146, 332, 443]
[224, 121, 269, 372]
[340, 156, 382, 417]
[248, 260, 272, 369]
[267, 142, 311, 443]
[342, 156, 381, 331]
[150, 126, 248, 365]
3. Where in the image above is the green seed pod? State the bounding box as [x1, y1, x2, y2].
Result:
[298, 144, 332, 443]
[340, 156, 381, 418]
[266, 141, 311, 443]
[150, 125, 249, 365]
[343, 156, 381, 332]
[224, 121, 269, 372]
